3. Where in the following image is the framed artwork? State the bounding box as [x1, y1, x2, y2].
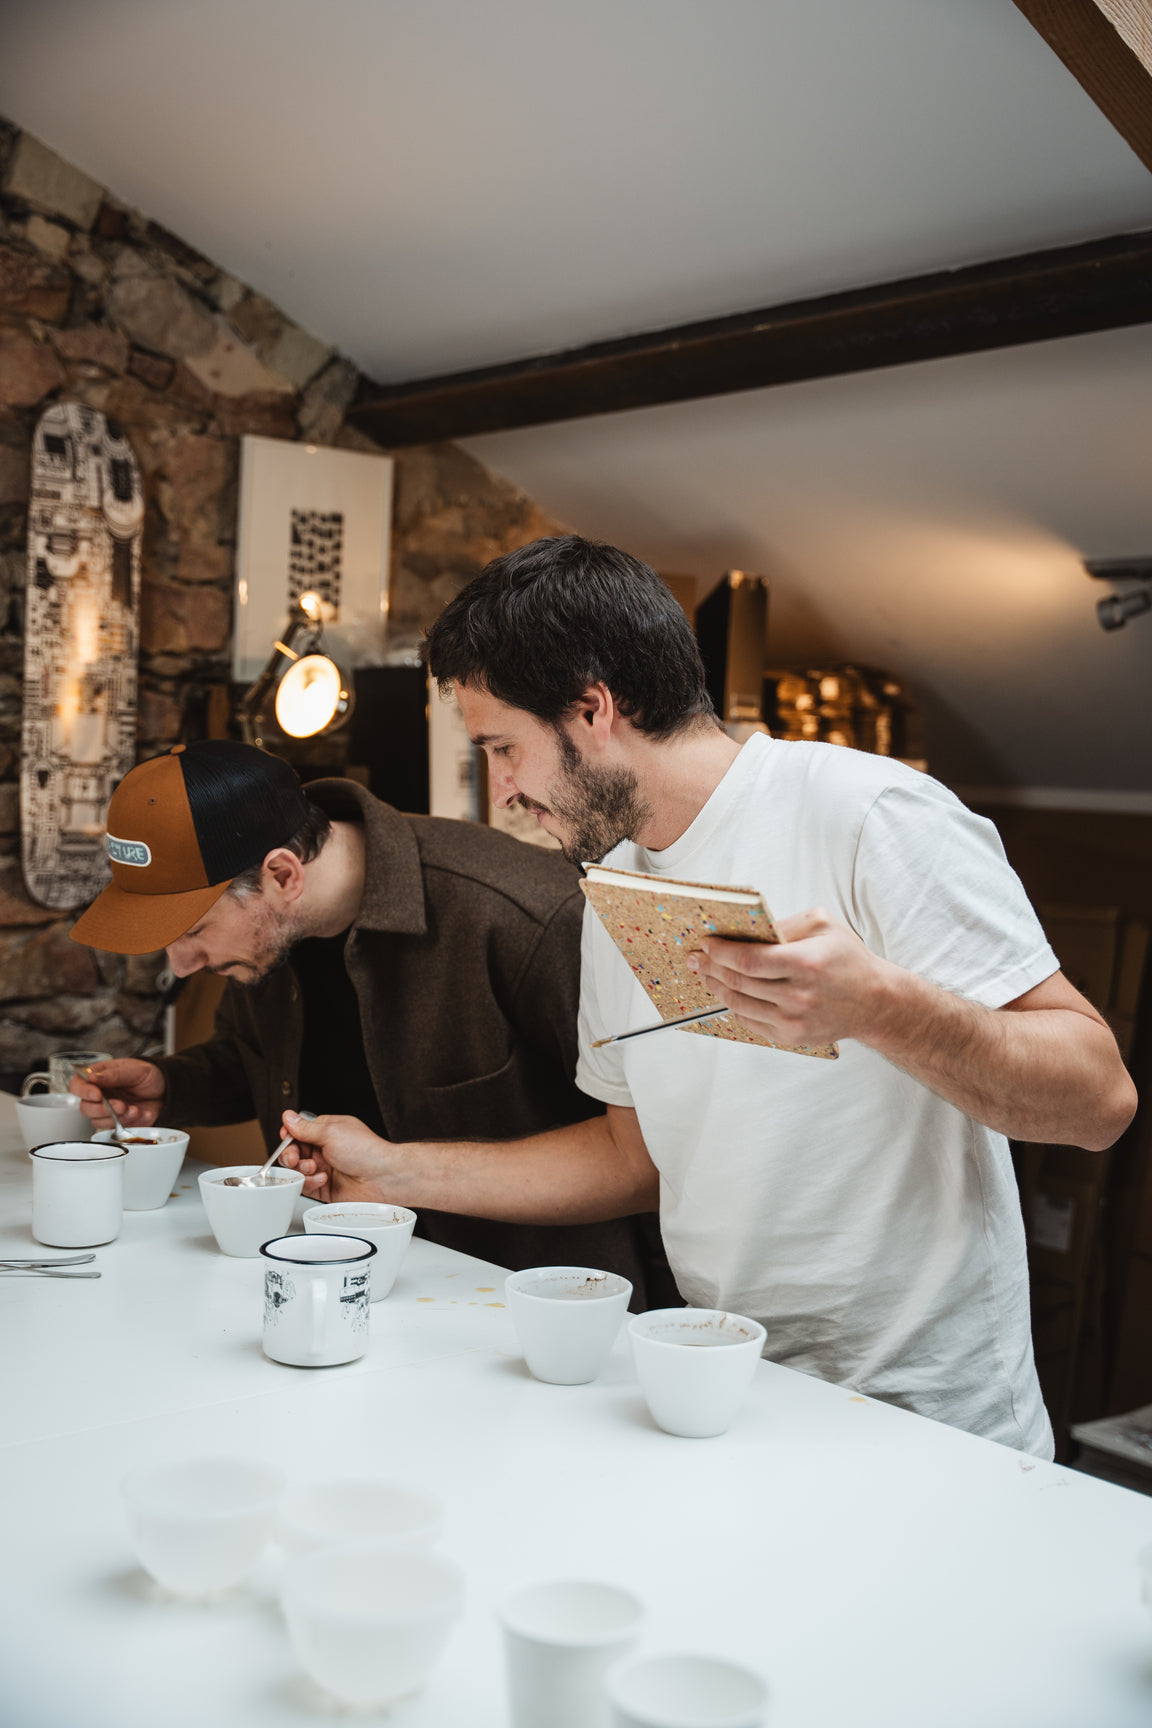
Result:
[233, 436, 394, 683]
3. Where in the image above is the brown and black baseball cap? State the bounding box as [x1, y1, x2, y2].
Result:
[70, 741, 311, 955]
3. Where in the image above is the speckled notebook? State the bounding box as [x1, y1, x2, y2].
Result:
[581, 864, 838, 1059]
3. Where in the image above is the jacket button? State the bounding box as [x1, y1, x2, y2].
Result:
[281, 1080, 292, 1096]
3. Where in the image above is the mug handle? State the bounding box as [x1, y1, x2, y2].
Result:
[21, 1073, 52, 1098]
[309, 1277, 329, 1357]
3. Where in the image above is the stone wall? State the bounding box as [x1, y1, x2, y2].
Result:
[0, 117, 564, 1083]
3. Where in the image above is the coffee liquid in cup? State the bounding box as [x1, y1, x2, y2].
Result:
[669, 1334, 743, 1346]
[215, 1174, 295, 1187]
[531, 1276, 621, 1301]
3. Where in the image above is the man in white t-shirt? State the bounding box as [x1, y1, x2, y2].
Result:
[282, 536, 1136, 1455]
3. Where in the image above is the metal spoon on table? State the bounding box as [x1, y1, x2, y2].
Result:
[0, 1253, 96, 1268]
[233, 1111, 318, 1187]
[0, 1267, 101, 1279]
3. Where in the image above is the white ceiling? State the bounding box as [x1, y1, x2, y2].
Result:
[4, 0, 1152, 381]
[2, 0, 1152, 795]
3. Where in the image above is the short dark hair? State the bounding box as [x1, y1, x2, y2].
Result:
[226, 797, 332, 899]
[425, 535, 717, 738]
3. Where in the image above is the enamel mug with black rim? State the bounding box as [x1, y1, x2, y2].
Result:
[260, 1234, 375, 1367]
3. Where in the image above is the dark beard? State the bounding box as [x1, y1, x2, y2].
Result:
[542, 729, 650, 866]
[231, 940, 296, 988]
[209, 898, 300, 988]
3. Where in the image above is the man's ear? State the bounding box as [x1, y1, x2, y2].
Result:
[262, 848, 307, 905]
[568, 682, 617, 747]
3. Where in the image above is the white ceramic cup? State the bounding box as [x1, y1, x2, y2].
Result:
[29, 1139, 127, 1247]
[260, 1233, 375, 1367]
[198, 1164, 304, 1257]
[15, 1089, 93, 1153]
[23, 1049, 113, 1095]
[122, 1456, 285, 1598]
[606, 1654, 768, 1728]
[282, 1542, 465, 1708]
[505, 1266, 633, 1385]
[94, 1127, 189, 1210]
[628, 1309, 767, 1439]
[277, 1479, 443, 1559]
[500, 1580, 644, 1728]
[303, 1201, 417, 1300]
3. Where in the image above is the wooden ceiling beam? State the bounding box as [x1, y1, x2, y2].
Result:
[1013, 0, 1152, 173]
[348, 230, 1152, 446]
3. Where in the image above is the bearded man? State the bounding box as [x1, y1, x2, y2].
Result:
[278, 534, 1137, 1454]
[67, 739, 666, 1295]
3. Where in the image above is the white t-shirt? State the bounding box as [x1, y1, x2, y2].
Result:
[576, 735, 1058, 1456]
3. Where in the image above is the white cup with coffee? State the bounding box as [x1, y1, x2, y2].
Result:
[303, 1202, 417, 1300]
[628, 1309, 766, 1439]
[260, 1233, 375, 1367]
[198, 1165, 304, 1256]
[95, 1127, 189, 1210]
[30, 1139, 128, 1247]
[15, 1087, 93, 1152]
[505, 1266, 633, 1385]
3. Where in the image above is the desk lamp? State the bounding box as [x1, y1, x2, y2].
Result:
[240, 591, 354, 750]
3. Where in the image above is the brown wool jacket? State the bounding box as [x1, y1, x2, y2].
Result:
[157, 779, 671, 1304]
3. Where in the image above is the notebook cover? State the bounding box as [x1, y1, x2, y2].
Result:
[581, 866, 837, 1059]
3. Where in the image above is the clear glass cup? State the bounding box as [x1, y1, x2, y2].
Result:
[23, 1050, 113, 1095]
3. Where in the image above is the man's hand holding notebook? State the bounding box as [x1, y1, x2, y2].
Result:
[581, 864, 839, 1059]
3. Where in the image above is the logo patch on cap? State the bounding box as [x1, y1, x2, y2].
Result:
[107, 834, 152, 868]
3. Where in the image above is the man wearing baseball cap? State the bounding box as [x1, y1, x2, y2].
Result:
[69, 739, 668, 1296]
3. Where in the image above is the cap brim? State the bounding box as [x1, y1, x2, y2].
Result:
[70, 878, 234, 955]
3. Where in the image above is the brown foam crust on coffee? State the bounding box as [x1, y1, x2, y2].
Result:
[214, 1174, 295, 1187]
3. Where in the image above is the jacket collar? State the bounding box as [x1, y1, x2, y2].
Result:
[306, 779, 427, 937]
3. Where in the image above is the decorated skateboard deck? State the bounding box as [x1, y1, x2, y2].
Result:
[22, 403, 143, 910]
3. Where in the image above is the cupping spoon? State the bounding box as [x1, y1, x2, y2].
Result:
[232, 1111, 319, 1187]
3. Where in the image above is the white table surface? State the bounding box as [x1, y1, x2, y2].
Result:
[1, 1092, 1150, 1728]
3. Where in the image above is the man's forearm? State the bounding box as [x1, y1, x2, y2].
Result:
[303, 1107, 660, 1223]
[867, 966, 1136, 1151]
[700, 920, 1136, 1153]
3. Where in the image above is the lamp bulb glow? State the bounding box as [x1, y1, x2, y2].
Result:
[274, 654, 347, 738]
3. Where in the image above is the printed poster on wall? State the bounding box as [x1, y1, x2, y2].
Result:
[233, 436, 393, 684]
